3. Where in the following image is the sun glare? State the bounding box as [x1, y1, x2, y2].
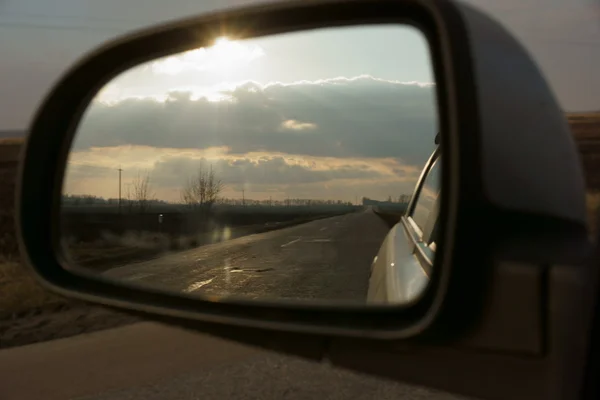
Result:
[96, 35, 266, 104]
[149, 36, 264, 76]
[214, 36, 231, 46]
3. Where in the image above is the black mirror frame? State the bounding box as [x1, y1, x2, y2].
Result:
[16, 0, 479, 339]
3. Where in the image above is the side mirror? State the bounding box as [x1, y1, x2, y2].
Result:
[16, 1, 596, 399]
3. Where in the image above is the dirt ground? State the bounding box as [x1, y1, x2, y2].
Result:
[1, 113, 600, 350]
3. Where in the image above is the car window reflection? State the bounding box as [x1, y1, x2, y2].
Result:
[411, 157, 440, 234]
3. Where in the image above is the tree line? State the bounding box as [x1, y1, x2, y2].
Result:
[62, 165, 358, 213]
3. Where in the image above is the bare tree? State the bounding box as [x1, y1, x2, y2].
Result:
[124, 184, 134, 213]
[131, 170, 154, 213]
[180, 165, 223, 212]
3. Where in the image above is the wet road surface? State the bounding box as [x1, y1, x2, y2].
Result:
[103, 208, 391, 303]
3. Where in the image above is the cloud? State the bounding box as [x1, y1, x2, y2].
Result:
[66, 75, 438, 201]
[280, 119, 317, 132]
[151, 155, 388, 187]
[75, 75, 438, 166]
[64, 145, 421, 201]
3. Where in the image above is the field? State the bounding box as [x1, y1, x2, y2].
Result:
[0, 141, 19, 260]
[570, 112, 600, 190]
[62, 204, 362, 240]
[1, 112, 600, 349]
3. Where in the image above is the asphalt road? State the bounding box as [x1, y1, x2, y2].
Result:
[0, 322, 466, 400]
[102, 208, 391, 303]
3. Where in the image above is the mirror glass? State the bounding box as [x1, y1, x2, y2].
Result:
[60, 24, 440, 306]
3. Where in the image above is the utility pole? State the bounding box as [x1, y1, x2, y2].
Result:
[118, 167, 122, 214]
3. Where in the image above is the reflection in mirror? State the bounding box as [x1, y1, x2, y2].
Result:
[60, 25, 440, 306]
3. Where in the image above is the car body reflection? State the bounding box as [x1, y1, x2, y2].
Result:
[367, 145, 440, 304]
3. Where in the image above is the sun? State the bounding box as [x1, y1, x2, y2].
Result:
[99, 35, 266, 104]
[213, 36, 232, 46]
[208, 36, 262, 69]
[148, 35, 265, 76]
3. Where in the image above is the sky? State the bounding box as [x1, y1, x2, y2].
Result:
[63, 25, 438, 202]
[1, 0, 598, 202]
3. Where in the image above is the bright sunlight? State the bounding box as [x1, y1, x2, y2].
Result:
[150, 36, 265, 76]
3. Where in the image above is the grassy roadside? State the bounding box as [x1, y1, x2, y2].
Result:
[1, 211, 355, 317]
[0, 211, 351, 349]
[65, 212, 350, 273]
[0, 260, 68, 318]
[0, 259, 138, 349]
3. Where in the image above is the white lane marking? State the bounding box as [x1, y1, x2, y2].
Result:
[281, 238, 301, 247]
[184, 277, 214, 293]
[319, 227, 327, 231]
[224, 258, 231, 285]
[307, 239, 332, 243]
[127, 272, 155, 281]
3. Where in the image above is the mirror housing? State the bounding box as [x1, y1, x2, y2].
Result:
[16, 0, 591, 357]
